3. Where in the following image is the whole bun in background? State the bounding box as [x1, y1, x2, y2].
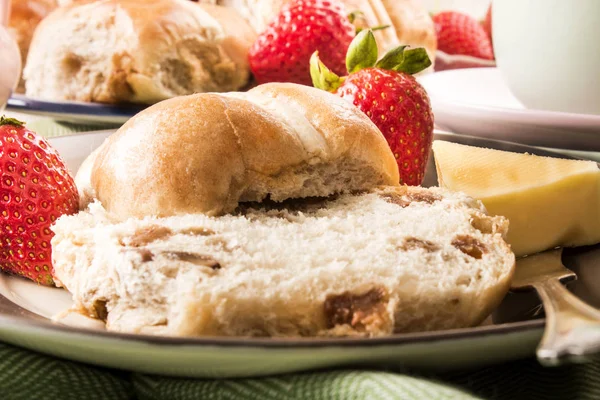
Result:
[76, 83, 400, 220]
[23, 0, 256, 104]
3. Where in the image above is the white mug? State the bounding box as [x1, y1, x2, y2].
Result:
[0, 0, 21, 112]
[493, 0, 600, 115]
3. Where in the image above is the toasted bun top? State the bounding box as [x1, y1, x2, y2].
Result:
[78, 83, 400, 220]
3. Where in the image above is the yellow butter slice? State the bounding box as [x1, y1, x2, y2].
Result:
[432, 140, 600, 257]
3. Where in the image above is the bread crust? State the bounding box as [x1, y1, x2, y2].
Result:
[23, 0, 256, 104]
[80, 83, 399, 220]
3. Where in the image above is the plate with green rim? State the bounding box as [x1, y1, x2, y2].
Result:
[0, 129, 598, 378]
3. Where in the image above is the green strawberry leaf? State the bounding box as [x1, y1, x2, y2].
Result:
[375, 45, 409, 70]
[0, 116, 25, 127]
[310, 51, 343, 92]
[375, 46, 432, 75]
[395, 48, 432, 74]
[346, 29, 378, 74]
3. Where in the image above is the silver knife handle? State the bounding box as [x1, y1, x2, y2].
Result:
[534, 279, 600, 366]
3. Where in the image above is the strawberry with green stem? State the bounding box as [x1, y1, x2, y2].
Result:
[0, 117, 78, 285]
[311, 30, 434, 185]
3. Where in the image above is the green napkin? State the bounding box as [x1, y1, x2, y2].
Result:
[0, 340, 480, 400]
[3, 341, 600, 400]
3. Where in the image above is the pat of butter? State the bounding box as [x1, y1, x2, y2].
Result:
[432, 141, 600, 257]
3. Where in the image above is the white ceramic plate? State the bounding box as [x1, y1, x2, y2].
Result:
[418, 68, 600, 151]
[0, 130, 599, 378]
[5, 95, 145, 125]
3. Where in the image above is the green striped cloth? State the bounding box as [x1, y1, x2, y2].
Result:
[2, 341, 600, 400]
[2, 115, 600, 400]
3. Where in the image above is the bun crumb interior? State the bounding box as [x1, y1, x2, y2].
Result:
[52, 186, 515, 337]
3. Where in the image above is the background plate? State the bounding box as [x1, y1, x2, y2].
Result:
[0, 130, 599, 378]
[6, 95, 145, 125]
[418, 68, 600, 151]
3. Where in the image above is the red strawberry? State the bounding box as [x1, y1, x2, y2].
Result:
[432, 11, 494, 60]
[0, 117, 79, 285]
[248, 0, 355, 86]
[482, 5, 493, 44]
[311, 30, 434, 185]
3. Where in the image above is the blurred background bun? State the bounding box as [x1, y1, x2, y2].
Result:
[22, 0, 256, 104]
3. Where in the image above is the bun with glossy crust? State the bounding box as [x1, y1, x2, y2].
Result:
[76, 83, 400, 220]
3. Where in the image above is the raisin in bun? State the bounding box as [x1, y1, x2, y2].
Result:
[23, 0, 256, 104]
